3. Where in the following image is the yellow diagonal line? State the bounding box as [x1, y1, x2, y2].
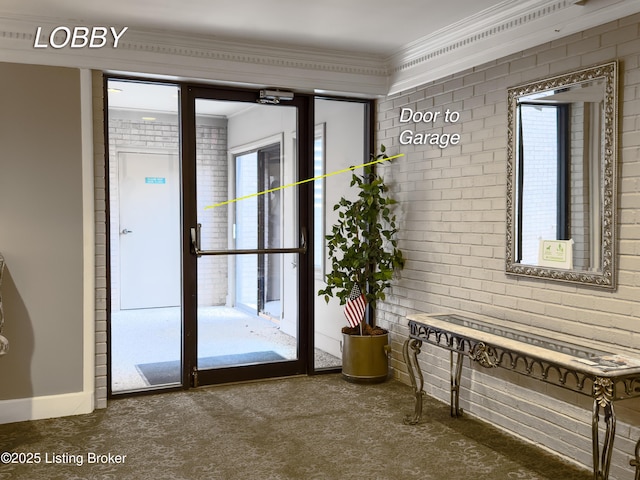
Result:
[204, 153, 404, 210]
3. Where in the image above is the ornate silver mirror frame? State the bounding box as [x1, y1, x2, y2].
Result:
[506, 61, 618, 288]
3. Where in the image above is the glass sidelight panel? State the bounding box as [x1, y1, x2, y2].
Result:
[193, 98, 300, 374]
[313, 98, 370, 371]
[107, 79, 183, 393]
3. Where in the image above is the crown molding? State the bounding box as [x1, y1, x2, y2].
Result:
[1, 1, 639, 97]
[0, 15, 389, 96]
[386, 0, 640, 94]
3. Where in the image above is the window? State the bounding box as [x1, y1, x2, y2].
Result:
[313, 123, 325, 278]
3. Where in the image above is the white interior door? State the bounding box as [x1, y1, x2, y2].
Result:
[119, 152, 181, 309]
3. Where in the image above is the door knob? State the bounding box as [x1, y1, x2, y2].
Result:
[121, 229, 133, 234]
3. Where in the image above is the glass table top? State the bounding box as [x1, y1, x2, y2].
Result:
[410, 314, 640, 370]
[430, 314, 614, 360]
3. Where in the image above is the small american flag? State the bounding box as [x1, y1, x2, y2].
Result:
[344, 283, 367, 328]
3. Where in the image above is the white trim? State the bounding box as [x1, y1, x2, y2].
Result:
[2, 3, 640, 97]
[387, 0, 640, 94]
[228, 133, 285, 159]
[0, 16, 387, 97]
[0, 391, 94, 424]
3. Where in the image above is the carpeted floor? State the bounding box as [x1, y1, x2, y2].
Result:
[0, 374, 591, 479]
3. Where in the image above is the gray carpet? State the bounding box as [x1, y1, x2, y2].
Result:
[0, 375, 590, 479]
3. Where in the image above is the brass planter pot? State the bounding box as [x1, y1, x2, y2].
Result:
[341, 332, 390, 383]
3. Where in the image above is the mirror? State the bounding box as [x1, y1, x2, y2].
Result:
[506, 61, 618, 288]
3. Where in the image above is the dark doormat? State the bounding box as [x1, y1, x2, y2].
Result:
[135, 351, 287, 386]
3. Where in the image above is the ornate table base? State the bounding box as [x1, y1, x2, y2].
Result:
[403, 313, 640, 480]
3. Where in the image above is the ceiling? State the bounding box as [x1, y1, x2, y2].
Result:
[0, 0, 517, 57]
[1, 0, 638, 96]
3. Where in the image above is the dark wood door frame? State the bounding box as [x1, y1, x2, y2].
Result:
[180, 85, 314, 388]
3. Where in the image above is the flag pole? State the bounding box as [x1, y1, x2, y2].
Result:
[356, 275, 364, 336]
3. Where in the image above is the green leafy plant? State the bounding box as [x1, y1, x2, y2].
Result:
[318, 145, 404, 333]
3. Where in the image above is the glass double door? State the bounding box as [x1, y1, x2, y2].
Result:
[183, 87, 311, 387]
[108, 80, 366, 394]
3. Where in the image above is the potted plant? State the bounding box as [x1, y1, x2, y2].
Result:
[318, 145, 404, 382]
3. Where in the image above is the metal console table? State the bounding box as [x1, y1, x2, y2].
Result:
[403, 313, 640, 480]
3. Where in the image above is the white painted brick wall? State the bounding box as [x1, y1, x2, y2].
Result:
[108, 116, 228, 308]
[378, 14, 640, 480]
[195, 124, 229, 306]
[93, 71, 108, 409]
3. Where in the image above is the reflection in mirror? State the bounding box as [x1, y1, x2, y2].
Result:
[506, 61, 618, 288]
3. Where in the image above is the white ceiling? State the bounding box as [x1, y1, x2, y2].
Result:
[0, 0, 511, 56]
[1, 0, 639, 96]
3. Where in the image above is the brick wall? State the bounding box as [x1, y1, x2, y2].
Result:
[195, 118, 229, 306]
[92, 71, 107, 408]
[108, 112, 228, 309]
[377, 14, 640, 479]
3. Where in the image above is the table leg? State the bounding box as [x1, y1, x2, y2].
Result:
[450, 349, 464, 417]
[403, 338, 425, 425]
[592, 377, 615, 480]
[630, 437, 640, 480]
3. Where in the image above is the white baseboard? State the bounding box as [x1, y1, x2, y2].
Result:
[0, 391, 94, 424]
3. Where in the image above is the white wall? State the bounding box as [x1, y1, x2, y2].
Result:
[377, 14, 640, 479]
[314, 99, 367, 358]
